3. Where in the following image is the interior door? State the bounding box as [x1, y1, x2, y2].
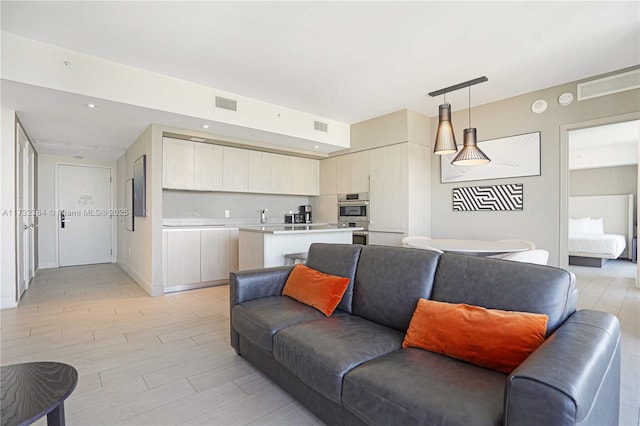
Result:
[57, 164, 112, 267]
[16, 136, 26, 298]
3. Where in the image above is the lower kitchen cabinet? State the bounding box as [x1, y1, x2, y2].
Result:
[163, 228, 239, 292]
[201, 228, 239, 282]
[368, 231, 406, 247]
[164, 229, 201, 287]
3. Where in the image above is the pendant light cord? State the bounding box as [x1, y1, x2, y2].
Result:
[468, 86, 471, 128]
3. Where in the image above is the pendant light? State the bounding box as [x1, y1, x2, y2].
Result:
[433, 93, 457, 155]
[428, 76, 490, 165]
[451, 86, 490, 166]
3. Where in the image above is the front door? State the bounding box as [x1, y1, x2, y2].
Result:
[57, 164, 112, 267]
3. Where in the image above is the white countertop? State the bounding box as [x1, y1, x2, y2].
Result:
[163, 219, 330, 231]
[239, 224, 362, 235]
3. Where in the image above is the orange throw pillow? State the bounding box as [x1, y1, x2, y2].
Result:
[402, 298, 548, 374]
[282, 264, 350, 317]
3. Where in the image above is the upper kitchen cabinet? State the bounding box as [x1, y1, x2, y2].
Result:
[163, 136, 320, 196]
[248, 151, 318, 196]
[162, 137, 223, 191]
[319, 156, 338, 195]
[247, 150, 265, 193]
[337, 150, 369, 194]
[194, 142, 223, 191]
[291, 156, 319, 196]
[222, 146, 249, 192]
[163, 137, 195, 189]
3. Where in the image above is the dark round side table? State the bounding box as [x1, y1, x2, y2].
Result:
[1, 362, 78, 426]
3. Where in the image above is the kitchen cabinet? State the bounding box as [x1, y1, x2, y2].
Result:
[271, 153, 291, 194]
[369, 143, 409, 231]
[319, 156, 338, 195]
[163, 138, 195, 189]
[163, 137, 319, 195]
[163, 228, 239, 291]
[201, 228, 238, 282]
[165, 229, 201, 286]
[291, 156, 319, 195]
[222, 146, 249, 192]
[337, 150, 369, 194]
[247, 150, 264, 193]
[194, 142, 223, 191]
[162, 137, 223, 191]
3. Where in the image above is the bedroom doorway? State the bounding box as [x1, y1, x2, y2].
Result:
[561, 115, 639, 280]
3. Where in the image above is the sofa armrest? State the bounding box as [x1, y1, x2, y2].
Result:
[505, 309, 620, 426]
[229, 266, 293, 353]
[229, 266, 294, 306]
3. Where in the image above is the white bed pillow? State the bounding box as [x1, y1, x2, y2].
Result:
[569, 217, 590, 234]
[586, 217, 605, 234]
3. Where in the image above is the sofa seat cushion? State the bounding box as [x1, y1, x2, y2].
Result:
[273, 315, 404, 404]
[343, 348, 506, 426]
[233, 296, 346, 352]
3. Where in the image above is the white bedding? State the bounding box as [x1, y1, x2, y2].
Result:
[568, 233, 627, 259]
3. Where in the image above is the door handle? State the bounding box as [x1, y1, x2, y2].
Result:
[61, 210, 65, 229]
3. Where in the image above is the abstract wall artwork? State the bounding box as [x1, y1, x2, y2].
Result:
[125, 178, 134, 231]
[441, 131, 541, 183]
[133, 154, 146, 217]
[453, 184, 523, 211]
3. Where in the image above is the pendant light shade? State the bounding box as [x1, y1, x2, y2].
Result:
[451, 128, 490, 165]
[429, 76, 490, 165]
[433, 103, 457, 155]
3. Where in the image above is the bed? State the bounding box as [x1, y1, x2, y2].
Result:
[568, 194, 634, 267]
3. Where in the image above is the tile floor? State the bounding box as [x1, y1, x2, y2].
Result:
[1, 260, 638, 425]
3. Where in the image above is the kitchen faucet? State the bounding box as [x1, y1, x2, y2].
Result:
[260, 209, 268, 224]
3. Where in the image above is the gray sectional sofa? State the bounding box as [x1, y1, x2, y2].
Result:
[229, 243, 621, 426]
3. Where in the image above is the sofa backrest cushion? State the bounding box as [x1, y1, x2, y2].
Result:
[305, 243, 363, 314]
[431, 253, 578, 336]
[352, 245, 440, 331]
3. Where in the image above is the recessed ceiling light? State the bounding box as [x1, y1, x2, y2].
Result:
[86, 103, 96, 109]
[202, 124, 209, 129]
[314, 145, 319, 149]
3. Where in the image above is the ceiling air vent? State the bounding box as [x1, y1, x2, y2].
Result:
[314, 121, 328, 132]
[215, 96, 237, 111]
[577, 69, 640, 101]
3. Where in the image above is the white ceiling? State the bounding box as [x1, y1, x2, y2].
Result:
[1, 1, 639, 160]
[569, 120, 639, 170]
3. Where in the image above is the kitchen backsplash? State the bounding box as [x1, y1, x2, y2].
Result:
[163, 190, 310, 222]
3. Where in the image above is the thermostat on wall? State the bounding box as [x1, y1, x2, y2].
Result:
[531, 99, 548, 114]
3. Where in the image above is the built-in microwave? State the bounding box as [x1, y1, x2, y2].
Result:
[338, 193, 369, 222]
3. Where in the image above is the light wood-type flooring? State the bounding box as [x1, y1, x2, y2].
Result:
[1, 260, 638, 426]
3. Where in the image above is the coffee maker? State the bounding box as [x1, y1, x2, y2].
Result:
[299, 205, 312, 223]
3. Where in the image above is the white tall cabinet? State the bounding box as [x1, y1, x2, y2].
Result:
[317, 109, 431, 245]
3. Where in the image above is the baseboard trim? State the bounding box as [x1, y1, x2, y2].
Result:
[38, 262, 58, 270]
[117, 261, 156, 296]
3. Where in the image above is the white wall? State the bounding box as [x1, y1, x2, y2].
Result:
[430, 66, 640, 267]
[117, 125, 164, 296]
[1, 109, 17, 308]
[37, 155, 117, 269]
[2, 32, 350, 151]
[163, 191, 310, 223]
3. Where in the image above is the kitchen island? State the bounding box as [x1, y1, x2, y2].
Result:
[238, 224, 360, 270]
